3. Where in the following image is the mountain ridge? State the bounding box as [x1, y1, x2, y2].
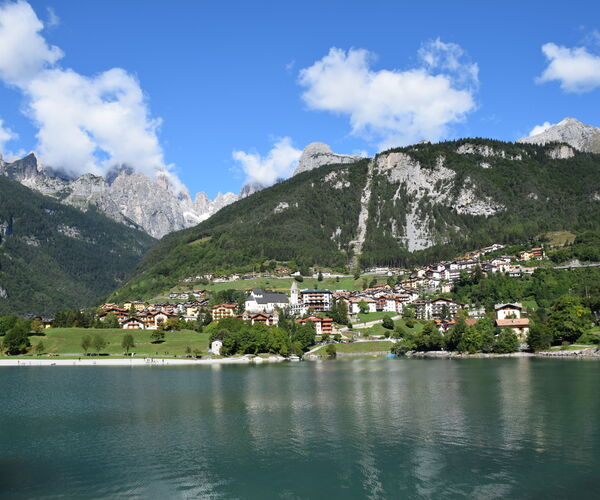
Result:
[0, 175, 155, 315]
[110, 136, 600, 301]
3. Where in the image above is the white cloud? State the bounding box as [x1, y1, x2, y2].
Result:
[537, 42, 600, 93]
[0, 0, 62, 85]
[528, 121, 554, 137]
[0, 1, 171, 181]
[298, 40, 478, 149]
[233, 137, 301, 186]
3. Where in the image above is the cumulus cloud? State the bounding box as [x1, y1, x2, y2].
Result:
[537, 42, 600, 93]
[298, 40, 478, 149]
[0, 1, 169, 180]
[233, 137, 301, 186]
[528, 121, 554, 137]
[0, 0, 62, 85]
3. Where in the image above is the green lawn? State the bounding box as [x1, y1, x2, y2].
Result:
[16, 328, 210, 357]
[161, 274, 393, 298]
[355, 311, 396, 323]
[313, 340, 393, 355]
[541, 230, 576, 246]
[352, 318, 425, 338]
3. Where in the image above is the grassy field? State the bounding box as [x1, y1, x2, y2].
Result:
[353, 319, 425, 338]
[162, 274, 393, 297]
[355, 311, 397, 323]
[10, 328, 211, 358]
[314, 340, 393, 355]
[541, 230, 576, 247]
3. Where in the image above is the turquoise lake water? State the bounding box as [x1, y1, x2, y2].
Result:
[1, 358, 599, 498]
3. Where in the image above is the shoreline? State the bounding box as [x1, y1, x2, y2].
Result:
[2, 348, 599, 366]
[0, 355, 287, 367]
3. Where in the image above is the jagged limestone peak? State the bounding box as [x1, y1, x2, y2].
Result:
[293, 142, 362, 176]
[518, 117, 600, 153]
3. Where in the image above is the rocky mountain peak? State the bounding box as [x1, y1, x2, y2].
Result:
[0, 153, 239, 239]
[239, 181, 266, 198]
[518, 117, 600, 153]
[293, 142, 362, 176]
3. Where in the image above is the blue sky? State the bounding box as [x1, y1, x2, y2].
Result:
[0, 0, 599, 197]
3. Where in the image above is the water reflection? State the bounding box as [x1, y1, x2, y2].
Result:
[1, 359, 599, 498]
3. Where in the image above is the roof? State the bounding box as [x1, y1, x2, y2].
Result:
[496, 318, 530, 327]
[252, 292, 288, 305]
[213, 303, 238, 309]
[300, 289, 332, 294]
[494, 303, 523, 310]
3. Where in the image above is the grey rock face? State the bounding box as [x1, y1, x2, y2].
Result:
[518, 117, 600, 153]
[0, 153, 238, 239]
[239, 181, 265, 198]
[293, 142, 361, 176]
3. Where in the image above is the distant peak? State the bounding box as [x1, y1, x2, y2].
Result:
[303, 142, 333, 155]
[293, 142, 361, 176]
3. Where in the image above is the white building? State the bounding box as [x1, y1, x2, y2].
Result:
[245, 289, 289, 313]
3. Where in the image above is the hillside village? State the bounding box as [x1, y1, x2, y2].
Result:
[94, 242, 545, 345]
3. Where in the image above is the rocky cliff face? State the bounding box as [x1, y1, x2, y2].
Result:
[0, 154, 238, 239]
[293, 142, 361, 176]
[518, 117, 600, 153]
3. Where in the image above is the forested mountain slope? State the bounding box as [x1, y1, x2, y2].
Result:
[110, 138, 600, 301]
[0, 176, 155, 315]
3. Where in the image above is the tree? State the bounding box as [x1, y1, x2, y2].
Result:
[35, 341, 45, 355]
[81, 335, 91, 354]
[0, 315, 18, 336]
[440, 304, 451, 320]
[160, 317, 180, 331]
[413, 322, 444, 351]
[202, 311, 213, 326]
[185, 346, 192, 357]
[527, 323, 553, 352]
[129, 304, 136, 316]
[294, 275, 304, 282]
[445, 317, 467, 351]
[321, 332, 330, 343]
[325, 344, 337, 358]
[317, 271, 323, 282]
[358, 300, 369, 315]
[151, 330, 165, 343]
[121, 334, 135, 354]
[494, 330, 520, 354]
[457, 326, 482, 354]
[391, 338, 415, 356]
[31, 318, 43, 335]
[382, 317, 394, 330]
[92, 334, 107, 354]
[103, 313, 120, 329]
[3, 321, 30, 354]
[547, 296, 592, 344]
[475, 318, 496, 353]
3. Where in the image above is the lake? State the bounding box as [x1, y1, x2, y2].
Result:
[1, 358, 599, 498]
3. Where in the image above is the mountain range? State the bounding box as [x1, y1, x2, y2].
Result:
[2, 116, 600, 311]
[0, 141, 362, 239]
[110, 127, 600, 302]
[0, 153, 238, 238]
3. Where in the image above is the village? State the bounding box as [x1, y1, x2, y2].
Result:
[95, 243, 544, 347]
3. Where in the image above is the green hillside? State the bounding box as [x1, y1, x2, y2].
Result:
[0, 176, 155, 315]
[110, 139, 600, 301]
